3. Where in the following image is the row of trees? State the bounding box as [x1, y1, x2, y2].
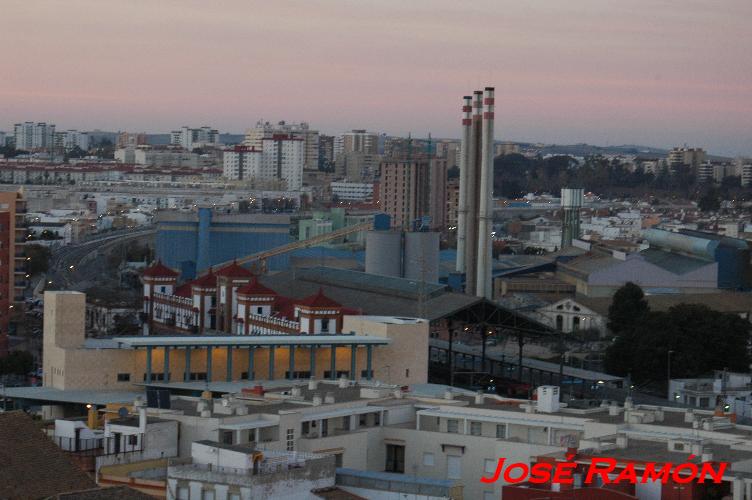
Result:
[493, 154, 747, 204]
[604, 283, 750, 386]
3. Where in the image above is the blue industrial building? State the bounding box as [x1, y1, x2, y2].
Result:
[155, 208, 291, 278]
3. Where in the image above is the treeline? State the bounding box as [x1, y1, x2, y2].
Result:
[493, 154, 747, 201]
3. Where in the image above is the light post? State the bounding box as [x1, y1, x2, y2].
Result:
[667, 350, 675, 400]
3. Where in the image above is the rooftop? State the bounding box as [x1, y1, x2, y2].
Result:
[0, 411, 98, 499]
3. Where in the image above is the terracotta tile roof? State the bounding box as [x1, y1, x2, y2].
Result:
[296, 287, 342, 308]
[189, 267, 217, 288]
[142, 261, 179, 278]
[0, 411, 97, 499]
[173, 283, 192, 298]
[215, 261, 254, 279]
[237, 277, 277, 297]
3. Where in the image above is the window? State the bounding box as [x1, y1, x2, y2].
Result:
[117, 373, 130, 382]
[176, 487, 189, 500]
[572, 316, 580, 330]
[496, 424, 507, 439]
[127, 435, 138, 446]
[447, 455, 461, 479]
[286, 428, 295, 451]
[256, 307, 263, 314]
[447, 419, 459, 433]
[385, 444, 405, 473]
[470, 421, 482, 436]
[555, 315, 563, 331]
[201, 490, 215, 500]
[423, 452, 435, 466]
[484, 459, 497, 474]
[222, 431, 233, 444]
[321, 318, 330, 332]
[361, 369, 373, 379]
[699, 397, 710, 408]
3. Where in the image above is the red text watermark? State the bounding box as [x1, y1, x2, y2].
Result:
[480, 456, 728, 485]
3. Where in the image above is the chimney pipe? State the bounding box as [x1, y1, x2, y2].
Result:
[456, 96, 473, 274]
[464, 91, 483, 296]
[476, 87, 495, 298]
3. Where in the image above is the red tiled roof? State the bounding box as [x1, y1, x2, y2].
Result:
[174, 283, 192, 297]
[296, 287, 342, 308]
[215, 261, 254, 278]
[142, 261, 179, 278]
[237, 277, 277, 297]
[190, 267, 217, 288]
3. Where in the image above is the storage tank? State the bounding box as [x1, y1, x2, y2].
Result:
[404, 232, 440, 284]
[365, 230, 403, 277]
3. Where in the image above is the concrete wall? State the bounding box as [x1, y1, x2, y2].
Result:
[343, 316, 429, 386]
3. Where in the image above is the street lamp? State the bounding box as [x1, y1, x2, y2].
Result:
[667, 350, 675, 400]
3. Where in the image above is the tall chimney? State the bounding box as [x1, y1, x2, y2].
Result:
[476, 87, 495, 298]
[464, 91, 483, 295]
[455, 96, 473, 273]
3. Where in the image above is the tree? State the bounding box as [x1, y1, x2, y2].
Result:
[698, 189, 721, 212]
[607, 282, 648, 335]
[605, 301, 750, 385]
[24, 244, 51, 276]
[0, 350, 34, 375]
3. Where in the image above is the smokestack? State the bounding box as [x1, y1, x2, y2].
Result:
[476, 87, 495, 298]
[464, 91, 483, 295]
[455, 96, 473, 273]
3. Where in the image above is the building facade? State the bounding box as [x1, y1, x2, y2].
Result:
[154, 209, 291, 276]
[380, 157, 447, 231]
[14, 122, 56, 151]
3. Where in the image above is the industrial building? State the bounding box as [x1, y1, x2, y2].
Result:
[557, 228, 752, 297]
[154, 208, 290, 277]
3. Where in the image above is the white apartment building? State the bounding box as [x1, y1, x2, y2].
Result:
[54, 130, 90, 152]
[171, 126, 220, 150]
[133, 147, 215, 168]
[167, 441, 335, 500]
[223, 146, 262, 181]
[225, 137, 304, 190]
[14, 122, 56, 151]
[330, 181, 374, 202]
[244, 121, 319, 171]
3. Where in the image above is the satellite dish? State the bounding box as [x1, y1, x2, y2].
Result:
[118, 407, 129, 418]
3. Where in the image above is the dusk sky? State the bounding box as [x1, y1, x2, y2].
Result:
[2, 0, 751, 155]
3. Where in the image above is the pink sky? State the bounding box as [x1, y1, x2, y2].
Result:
[1, 0, 751, 155]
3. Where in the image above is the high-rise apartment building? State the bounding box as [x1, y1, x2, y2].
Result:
[380, 157, 447, 230]
[224, 135, 304, 191]
[53, 130, 90, 152]
[0, 190, 26, 357]
[13, 122, 56, 151]
[336, 130, 379, 158]
[318, 134, 335, 169]
[667, 147, 706, 171]
[170, 126, 219, 150]
[244, 121, 319, 171]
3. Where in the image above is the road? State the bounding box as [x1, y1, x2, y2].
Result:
[43, 227, 156, 292]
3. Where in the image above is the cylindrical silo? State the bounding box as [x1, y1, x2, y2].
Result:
[365, 230, 403, 277]
[404, 232, 440, 284]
